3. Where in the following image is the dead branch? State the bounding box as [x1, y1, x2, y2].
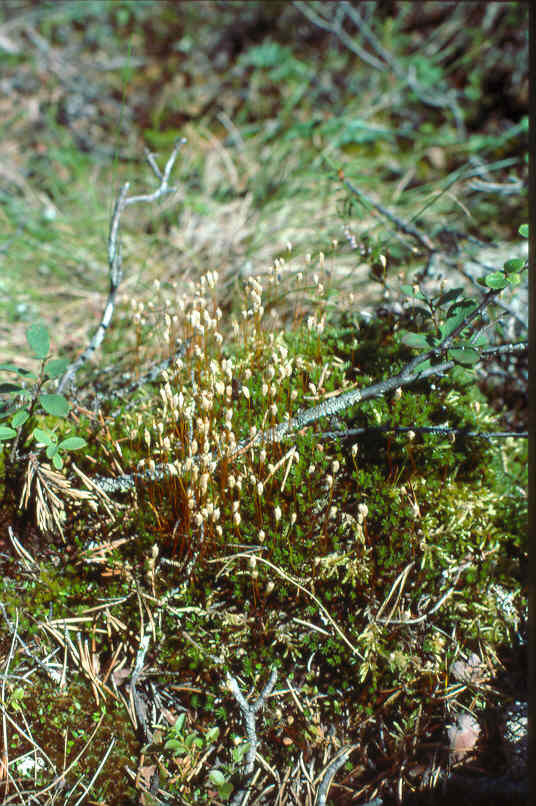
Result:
[57, 138, 186, 396]
[226, 668, 278, 806]
[315, 744, 358, 806]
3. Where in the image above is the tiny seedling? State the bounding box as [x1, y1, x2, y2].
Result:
[0, 323, 87, 470]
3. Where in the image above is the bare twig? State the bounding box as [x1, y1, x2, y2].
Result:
[315, 744, 357, 806]
[130, 631, 151, 742]
[340, 175, 436, 253]
[342, 1, 463, 126]
[226, 669, 278, 776]
[57, 138, 186, 395]
[295, 1, 464, 131]
[293, 1, 386, 72]
[226, 669, 278, 806]
[0, 608, 18, 798]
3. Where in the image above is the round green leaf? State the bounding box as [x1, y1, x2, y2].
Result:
[447, 348, 480, 366]
[11, 410, 30, 428]
[45, 358, 70, 379]
[33, 428, 55, 445]
[483, 272, 508, 290]
[46, 443, 59, 459]
[52, 453, 64, 470]
[0, 425, 17, 440]
[401, 332, 429, 348]
[503, 258, 525, 273]
[164, 739, 186, 755]
[58, 437, 87, 451]
[518, 224, 528, 238]
[38, 393, 69, 417]
[506, 273, 521, 287]
[26, 324, 50, 360]
[209, 770, 227, 787]
[205, 726, 220, 744]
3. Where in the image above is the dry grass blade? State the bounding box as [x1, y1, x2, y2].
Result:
[1, 610, 18, 801]
[7, 527, 38, 572]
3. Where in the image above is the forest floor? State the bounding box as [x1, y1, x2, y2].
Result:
[0, 3, 528, 805]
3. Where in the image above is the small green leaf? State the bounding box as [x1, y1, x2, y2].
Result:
[401, 332, 429, 348]
[232, 742, 250, 763]
[45, 358, 70, 379]
[483, 272, 508, 290]
[438, 300, 476, 339]
[503, 258, 525, 273]
[26, 324, 50, 360]
[46, 443, 59, 459]
[174, 714, 186, 734]
[38, 394, 69, 417]
[439, 318, 459, 340]
[205, 727, 220, 744]
[400, 284, 415, 297]
[185, 733, 203, 749]
[506, 273, 521, 287]
[33, 428, 55, 445]
[164, 739, 186, 755]
[447, 348, 480, 366]
[0, 425, 17, 440]
[519, 224, 528, 238]
[208, 770, 227, 787]
[11, 410, 30, 428]
[219, 781, 233, 800]
[52, 453, 63, 470]
[447, 298, 476, 316]
[437, 287, 464, 307]
[58, 437, 87, 451]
